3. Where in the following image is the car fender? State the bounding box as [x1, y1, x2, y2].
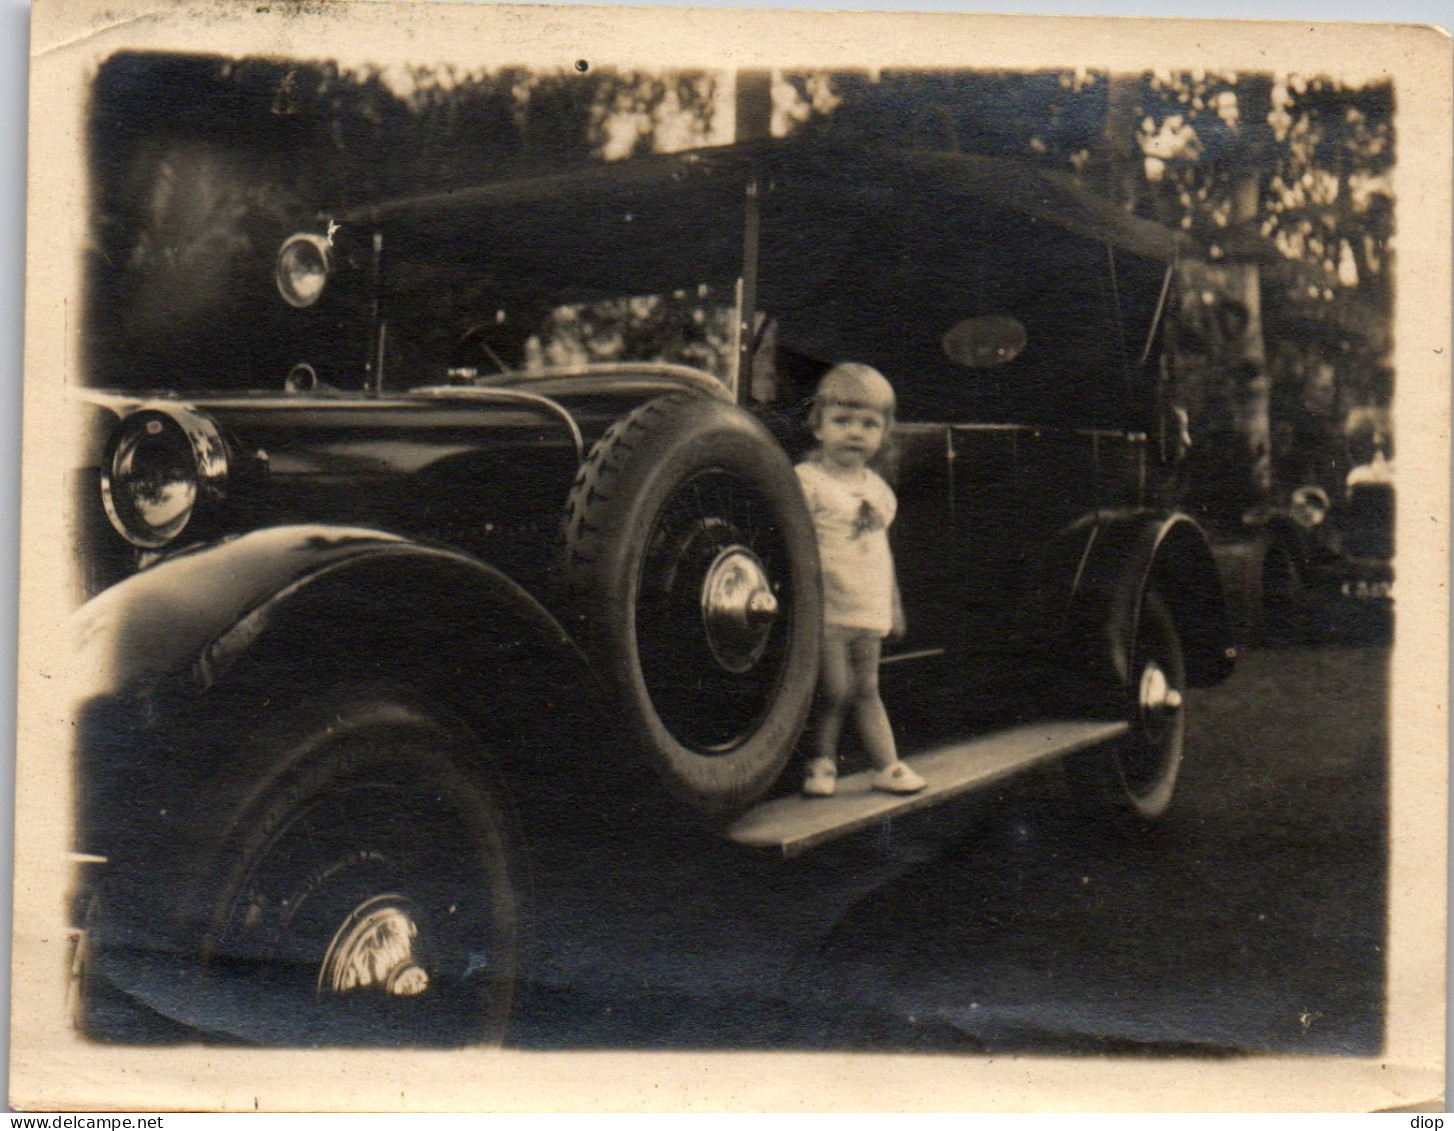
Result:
[74, 525, 587, 695]
[73, 526, 604, 860]
[1063, 510, 1235, 690]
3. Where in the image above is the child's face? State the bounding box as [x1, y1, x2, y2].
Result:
[814, 401, 887, 471]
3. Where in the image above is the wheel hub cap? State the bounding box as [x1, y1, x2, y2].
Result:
[701, 546, 779, 674]
[318, 894, 431, 998]
[1138, 660, 1183, 717]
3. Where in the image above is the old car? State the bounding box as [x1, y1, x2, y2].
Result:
[1244, 471, 1394, 644]
[71, 137, 1234, 1045]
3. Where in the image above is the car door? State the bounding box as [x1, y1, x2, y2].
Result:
[881, 421, 955, 660]
[947, 424, 1026, 648]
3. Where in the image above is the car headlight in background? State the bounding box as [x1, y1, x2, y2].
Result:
[1290, 485, 1330, 530]
[101, 406, 229, 548]
[276, 232, 333, 308]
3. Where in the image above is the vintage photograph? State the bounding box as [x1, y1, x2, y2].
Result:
[12, 1, 1449, 1111]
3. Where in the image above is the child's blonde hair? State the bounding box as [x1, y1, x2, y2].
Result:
[807, 362, 898, 477]
[807, 362, 896, 431]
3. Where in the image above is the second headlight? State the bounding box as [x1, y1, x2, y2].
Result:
[276, 232, 334, 309]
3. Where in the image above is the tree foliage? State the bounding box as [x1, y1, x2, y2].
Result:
[87, 51, 1396, 525]
[87, 53, 721, 388]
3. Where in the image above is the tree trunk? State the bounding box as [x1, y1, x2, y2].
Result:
[1099, 72, 1143, 210]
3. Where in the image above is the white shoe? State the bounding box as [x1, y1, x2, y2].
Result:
[872, 762, 926, 794]
[802, 758, 837, 797]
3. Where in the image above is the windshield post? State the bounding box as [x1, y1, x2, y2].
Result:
[1141, 260, 1175, 367]
[732, 171, 762, 403]
[1143, 262, 1179, 465]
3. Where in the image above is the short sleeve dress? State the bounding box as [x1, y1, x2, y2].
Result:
[795, 460, 898, 636]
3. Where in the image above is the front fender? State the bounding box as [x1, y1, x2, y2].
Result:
[75, 525, 585, 696]
[73, 526, 604, 860]
[76, 527, 417, 696]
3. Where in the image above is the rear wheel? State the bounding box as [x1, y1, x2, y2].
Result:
[1067, 590, 1186, 822]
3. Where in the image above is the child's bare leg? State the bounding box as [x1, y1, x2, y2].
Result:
[814, 629, 854, 765]
[848, 636, 923, 793]
[846, 633, 898, 770]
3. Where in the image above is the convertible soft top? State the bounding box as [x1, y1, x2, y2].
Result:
[344, 138, 1189, 427]
[340, 138, 1196, 265]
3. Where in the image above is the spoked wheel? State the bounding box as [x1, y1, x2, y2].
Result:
[561, 394, 822, 813]
[201, 700, 519, 1046]
[636, 469, 790, 752]
[1068, 590, 1186, 822]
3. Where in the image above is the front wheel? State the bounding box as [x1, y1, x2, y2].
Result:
[1067, 590, 1186, 822]
[197, 699, 520, 1046]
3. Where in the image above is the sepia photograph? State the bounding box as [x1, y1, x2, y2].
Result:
[10, 0, 1450, 1111]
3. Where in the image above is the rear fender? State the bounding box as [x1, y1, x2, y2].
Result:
[1062, 511, 1235, 692]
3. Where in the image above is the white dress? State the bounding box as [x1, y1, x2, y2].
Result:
[795, 460, 898, 636]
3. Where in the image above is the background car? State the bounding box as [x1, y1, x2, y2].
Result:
[1239, 474, 1394, 645]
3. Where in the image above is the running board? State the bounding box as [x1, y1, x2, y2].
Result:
[727, 720, 1130, 857]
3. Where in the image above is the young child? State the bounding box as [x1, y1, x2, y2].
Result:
[796, 363, 927, 798]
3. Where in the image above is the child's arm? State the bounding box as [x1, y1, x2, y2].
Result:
[887, 496, 906, 640]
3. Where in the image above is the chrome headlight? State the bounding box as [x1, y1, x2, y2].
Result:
[101, 406, 228, 548]
[276, 232, 333, 309]
[1290, 485, 1330, 530]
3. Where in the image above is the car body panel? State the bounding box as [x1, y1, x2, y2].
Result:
[71, 134, 1236, 1041]
[1243, 483, 1394, 644]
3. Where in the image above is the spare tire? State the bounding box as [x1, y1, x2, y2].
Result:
[560, 392, 821, 813]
